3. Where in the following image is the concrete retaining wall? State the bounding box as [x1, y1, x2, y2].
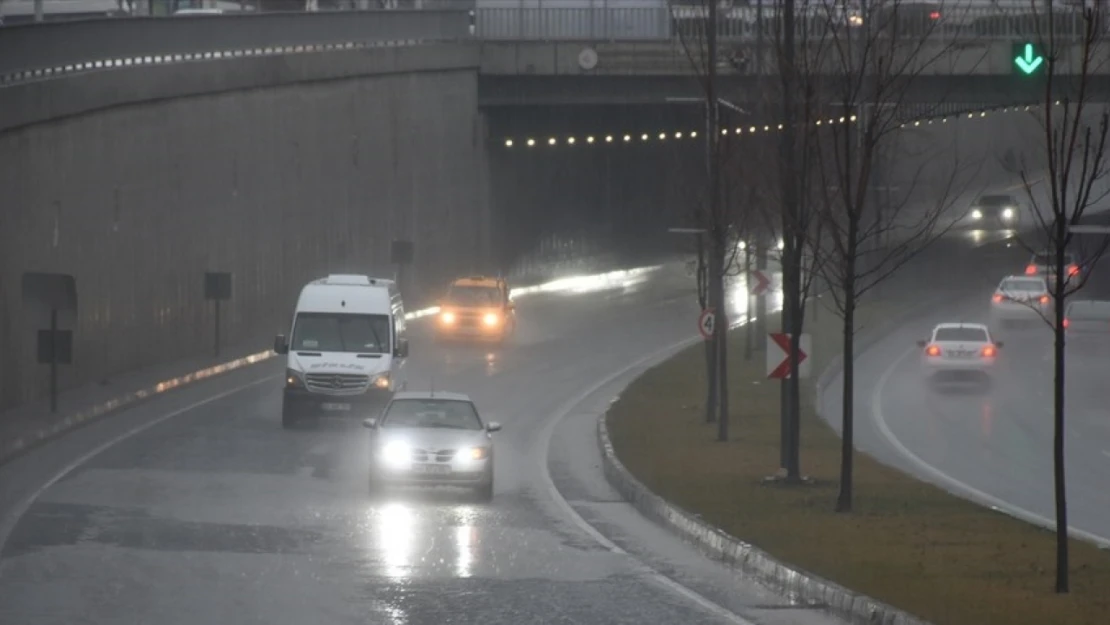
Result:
[0, 45, 490, 411]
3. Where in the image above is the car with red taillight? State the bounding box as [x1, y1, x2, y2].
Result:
[989, 275, 1050, 329]
[917, 323, 1001, 381]
[1025, 250, 1082, 286]
[1063, 300, 1110, 354]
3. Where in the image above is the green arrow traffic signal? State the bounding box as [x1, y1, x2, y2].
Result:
[1014, 43, 1044, 75]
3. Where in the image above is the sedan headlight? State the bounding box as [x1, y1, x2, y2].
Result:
[483, 312, 500, 326]
[465, 446, 490, 461]
[970, 209, 983, 220]
[1001, 207, 1015, 220]
[380, 441, 411, 470]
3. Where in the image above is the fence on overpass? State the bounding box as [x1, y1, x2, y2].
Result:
[0, 5, 1099, 86]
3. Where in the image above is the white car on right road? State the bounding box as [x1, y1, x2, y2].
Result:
[989, 275, 1050, 329]
[918, 322, 1002, 384]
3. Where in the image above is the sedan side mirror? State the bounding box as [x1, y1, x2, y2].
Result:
[273, 334, 289, 355]
[362, 418, 377, 429]
[486, 422, 502, 433]
[915, 340, 927, 348]
[995, 341, 1004, 348]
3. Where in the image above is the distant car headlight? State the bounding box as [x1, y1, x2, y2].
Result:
[777, 238, 785, 251]
[1001, 208, 1015, 220]
[483, 312, 500, 326]
[380, 441, 411, 470]
[440, 311, 456, 325]
[970, 209, 983, 220]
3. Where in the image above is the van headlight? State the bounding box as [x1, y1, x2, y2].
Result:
[285, 369, 304, 389]
[372, 373, 391, 390]
[483, 312, 500, 326]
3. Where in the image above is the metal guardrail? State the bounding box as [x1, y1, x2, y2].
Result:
[475, 6, 1097, 41]
[0, 9, 472, 84]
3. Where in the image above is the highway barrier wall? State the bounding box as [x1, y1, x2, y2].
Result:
[0, 43, 490, 411]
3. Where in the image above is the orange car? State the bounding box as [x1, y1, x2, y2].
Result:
[435, 276, 516, 343]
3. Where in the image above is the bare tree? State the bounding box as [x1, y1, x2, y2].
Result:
[669, 0, 756, 440]
[796, 0, 975, 508]
[1011, 3, 1110, 593]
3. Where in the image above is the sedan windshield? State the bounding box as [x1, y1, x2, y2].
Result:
[1067, 301, 1110, 321]
[291, 313, 390, 353]
[977, 195, 1014, 206]
[446, 286, 502, 307]
[381, 399, 484, 430]
[1033, 252, 1075, 266]
[934, 328, 989, 342]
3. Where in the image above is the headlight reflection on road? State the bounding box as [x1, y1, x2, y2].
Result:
[509, 266, 660, 297]
[451, 506, 478, 578]
[377, 502, 415, 580]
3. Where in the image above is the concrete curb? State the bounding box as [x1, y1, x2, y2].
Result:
[597, 414, 932, 625]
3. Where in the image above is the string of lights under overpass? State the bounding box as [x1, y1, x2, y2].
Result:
[500, 102, 1064, 149]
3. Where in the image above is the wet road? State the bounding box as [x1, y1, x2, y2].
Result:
[0, 263, 840, 625]
[823, 225, 1110, 545]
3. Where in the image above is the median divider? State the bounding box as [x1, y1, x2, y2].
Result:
[598, 295, 945, 625]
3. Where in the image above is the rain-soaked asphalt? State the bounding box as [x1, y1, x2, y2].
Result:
[0, 261, 850, 625]
[822, 224, 1110, 545]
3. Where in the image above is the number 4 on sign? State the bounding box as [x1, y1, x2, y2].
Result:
[698, 308, 716, 340]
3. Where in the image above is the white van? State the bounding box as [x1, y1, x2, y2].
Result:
[273, 274, 409, 429]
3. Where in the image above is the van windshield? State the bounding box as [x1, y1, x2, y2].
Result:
[291, 313, 390, 353]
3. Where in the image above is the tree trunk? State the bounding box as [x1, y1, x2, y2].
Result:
[713, 240, 730, 441]
[779, 0, 801, 480]
[836, 252, 857, 512]
[1053, 266, 1069, 593]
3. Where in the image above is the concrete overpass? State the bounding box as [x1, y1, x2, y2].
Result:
[0, 7, 1061, 408]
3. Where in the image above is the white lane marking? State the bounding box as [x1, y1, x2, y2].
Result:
[870, 346, 1110, 548]
[0, 375, 279, 553]
[537, 333, 758, 625]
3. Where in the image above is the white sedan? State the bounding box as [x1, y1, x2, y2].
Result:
[918, 323, 1002, 382]
[989, 275, 1050, 329]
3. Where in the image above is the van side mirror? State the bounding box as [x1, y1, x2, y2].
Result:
[915, 340, 926, 348]
[273, 334, 289, 354]
[486, 422, 502, 433]
[394, 338, 409, 358]
[362, 418, 377, 429]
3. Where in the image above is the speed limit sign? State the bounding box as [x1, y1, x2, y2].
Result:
[698, 308, 716, 340]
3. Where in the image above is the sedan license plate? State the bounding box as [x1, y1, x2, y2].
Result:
[412, 464, 451, 476]
[321, 402, 352, 411]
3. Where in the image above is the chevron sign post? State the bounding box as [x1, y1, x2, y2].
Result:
[767, 333, 811, 379]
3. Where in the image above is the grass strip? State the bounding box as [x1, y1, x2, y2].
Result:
[607, 298, 1110, 625]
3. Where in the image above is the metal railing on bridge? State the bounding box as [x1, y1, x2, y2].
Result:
[475, 5, 1098, 42]
[0, 4, 1099, 87]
